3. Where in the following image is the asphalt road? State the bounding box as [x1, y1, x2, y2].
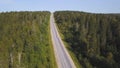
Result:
[50, 13, 76, 68]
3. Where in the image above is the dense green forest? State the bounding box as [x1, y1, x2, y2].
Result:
[0, 11, 56, 68]
[54, 11, 120, 68]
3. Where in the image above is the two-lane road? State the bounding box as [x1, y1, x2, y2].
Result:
[50, 13, 76, 68]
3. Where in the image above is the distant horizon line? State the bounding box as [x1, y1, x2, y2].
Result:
[0, 10, 120, 14]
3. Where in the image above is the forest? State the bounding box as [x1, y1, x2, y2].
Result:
[54, 11, 120, 68]
[0, 11, 56, 68]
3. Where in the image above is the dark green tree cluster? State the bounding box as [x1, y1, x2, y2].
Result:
[0, 11, 56, 68]
[54, 11, 120, 68]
